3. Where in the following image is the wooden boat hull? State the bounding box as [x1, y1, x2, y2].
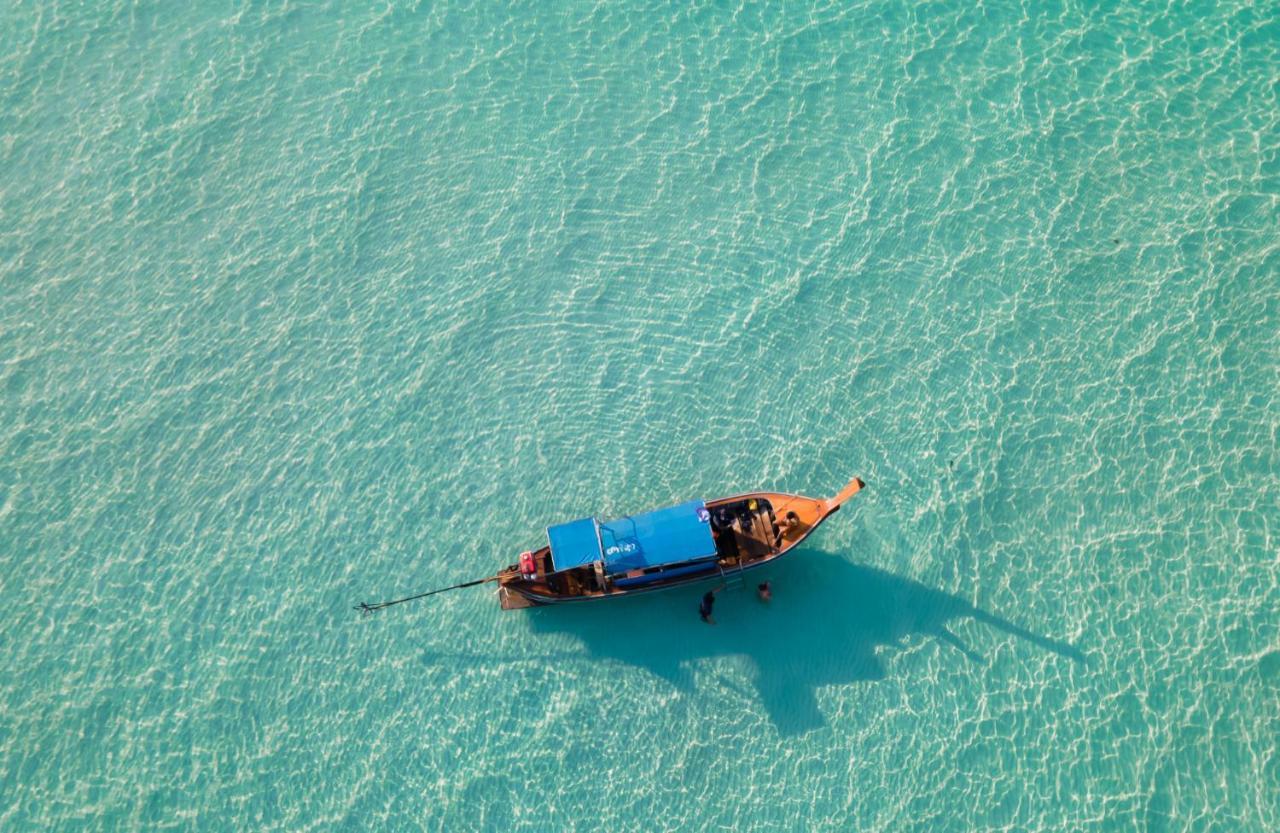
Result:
[499, 552, 773, 609]
[498, 476, 865, 610]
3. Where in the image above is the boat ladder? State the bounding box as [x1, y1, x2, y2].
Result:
[719, 559, 748, 590]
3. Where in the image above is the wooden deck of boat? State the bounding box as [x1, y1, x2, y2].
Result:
[713, 501, 779, 564]
[708, 490, 829, 565]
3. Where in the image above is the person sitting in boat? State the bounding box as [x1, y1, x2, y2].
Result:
[700, 584, 726, 624]
[757, 581, 772, 603]
[773, 511, 801, 547]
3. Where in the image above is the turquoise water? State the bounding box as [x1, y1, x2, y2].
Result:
[2, 0, 1278, 829]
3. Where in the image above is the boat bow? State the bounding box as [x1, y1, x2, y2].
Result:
[824, 475, 867, 514]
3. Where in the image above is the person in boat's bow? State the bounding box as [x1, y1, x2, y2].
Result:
[774, 511, 801, 547]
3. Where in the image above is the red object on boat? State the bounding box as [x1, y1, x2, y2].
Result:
[519, 551, 537, 580]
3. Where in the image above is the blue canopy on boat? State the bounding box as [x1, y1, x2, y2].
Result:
[546, 499, 718, 574]
[599, 500, 718, 573]
[546, 517, 601, 572]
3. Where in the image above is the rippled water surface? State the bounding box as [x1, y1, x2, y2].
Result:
[2, 1, 1278, 830]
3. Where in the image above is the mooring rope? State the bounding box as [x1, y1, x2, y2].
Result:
[354, 575, 498, 615]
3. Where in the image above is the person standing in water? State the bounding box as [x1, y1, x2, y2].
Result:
[700, 584, 726, 624]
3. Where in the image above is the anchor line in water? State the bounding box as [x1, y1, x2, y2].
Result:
[355, 575, 499, 614]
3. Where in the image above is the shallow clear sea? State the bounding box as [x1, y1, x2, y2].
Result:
[2, 1, 1278, 831]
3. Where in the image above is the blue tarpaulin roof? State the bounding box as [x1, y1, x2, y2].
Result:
[547, 499, 718, 574]
[546, 517, 601, 571]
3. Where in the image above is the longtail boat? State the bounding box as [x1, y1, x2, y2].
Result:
[355, 475, 865, 615]
[496, 475, 865, 609]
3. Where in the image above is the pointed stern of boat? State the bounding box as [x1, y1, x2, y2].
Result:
[499, 584, 538, 610]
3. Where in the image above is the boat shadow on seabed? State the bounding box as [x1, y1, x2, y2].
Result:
[436, 550, 1086, 737]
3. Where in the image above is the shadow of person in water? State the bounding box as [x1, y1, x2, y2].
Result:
[516, 550, 1085, 736]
